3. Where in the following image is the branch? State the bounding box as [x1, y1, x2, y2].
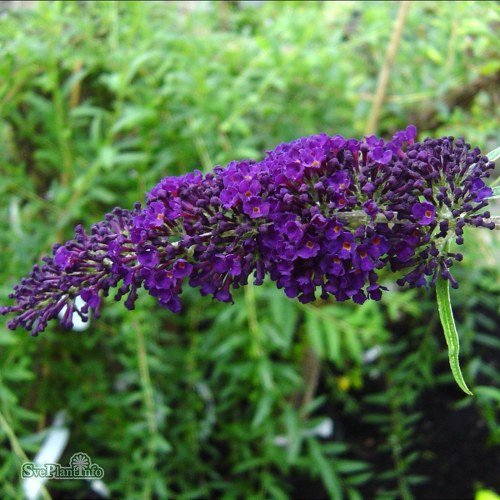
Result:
[366, 1, 412, 135]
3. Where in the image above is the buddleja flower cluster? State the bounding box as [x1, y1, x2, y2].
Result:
[1, 126, 495, 336]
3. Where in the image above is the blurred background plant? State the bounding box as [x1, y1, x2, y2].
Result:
[0, 1, 498, 499]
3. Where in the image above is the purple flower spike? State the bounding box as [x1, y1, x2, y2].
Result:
[1, 126, 495, 336]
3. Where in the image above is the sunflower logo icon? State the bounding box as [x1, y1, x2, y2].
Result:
[69, 452, 91, 476]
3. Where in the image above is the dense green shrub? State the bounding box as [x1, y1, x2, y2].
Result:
[0, 2, 498, 498]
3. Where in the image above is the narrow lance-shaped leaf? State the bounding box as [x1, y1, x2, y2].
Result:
[486, 145, 500, 163]
[436, 274, 473, 396]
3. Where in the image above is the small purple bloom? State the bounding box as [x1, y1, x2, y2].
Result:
[284, 220, 304, 243]
[137, 246, 159, 268]
[243, 196, 270, 219]
[217, 254, 242, 276]
[301, 147, 324, 169]
[331, 135, 346, 150]
[310, 213, 327, 230]
[284, 160, 304, 180]
[80, 288, 101, 310]
[353, 246, 375, 271]
[470, 178, 493, 201]
[146, 175, 181, 200]
[328, 232, 356, 259]
[162, 295, 182, 313]
[108, 240, 123, 260]
[362, 200, 378, 217]
[334, 195, 347, 209]
[370, 147, 392, 165]
[405, 124, 417, 143]
[173, 259, 193, 278]
[297, 238, 320, 258]
[130, 225, 147, 244]
[325, 221, 344, 241]
[145, 201, 166, 228]
[220, 187, 239, 208]
[328, 171, 350, 191]
[214, 281, 233, 303]
[154, 270, 175, 289]
[238, 179, 261, 201]
[368, 235, 390, 258]
[361, 183, 376, 195]
[54, 247, 74, 270]
[327, 255, 345, 276]
[164, 199, 182, 221]
[367, 283, 383, 301]
[365, 135, 384, 148]
[412, 202, 436, 225]
[394, 241, 414, 262]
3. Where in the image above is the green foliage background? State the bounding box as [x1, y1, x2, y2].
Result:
[0, 1, 498, 499]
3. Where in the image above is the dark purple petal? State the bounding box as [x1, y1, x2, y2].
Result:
[412, 202, 436, 225]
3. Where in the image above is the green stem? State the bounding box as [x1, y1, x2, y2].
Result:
[0, 410, 52, 500]
[388, 395, 413, 500]
[365, 1, 412, 135]
[51, 58, 73, 188]
[245, 282, 262, 358]
[136, 324, 158, 499]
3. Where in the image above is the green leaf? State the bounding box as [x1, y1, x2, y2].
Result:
[335, 459, 369, 474]
[251, 392, 274, 428]
[436, 276, 473, 396]
[308, 439, 342, 499]
[474, 386, 500, 402]
[476, 489, 500, 500]
[486, 146, 500, 163]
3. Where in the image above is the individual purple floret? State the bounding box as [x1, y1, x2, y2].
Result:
[0, 126, 495, 336]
